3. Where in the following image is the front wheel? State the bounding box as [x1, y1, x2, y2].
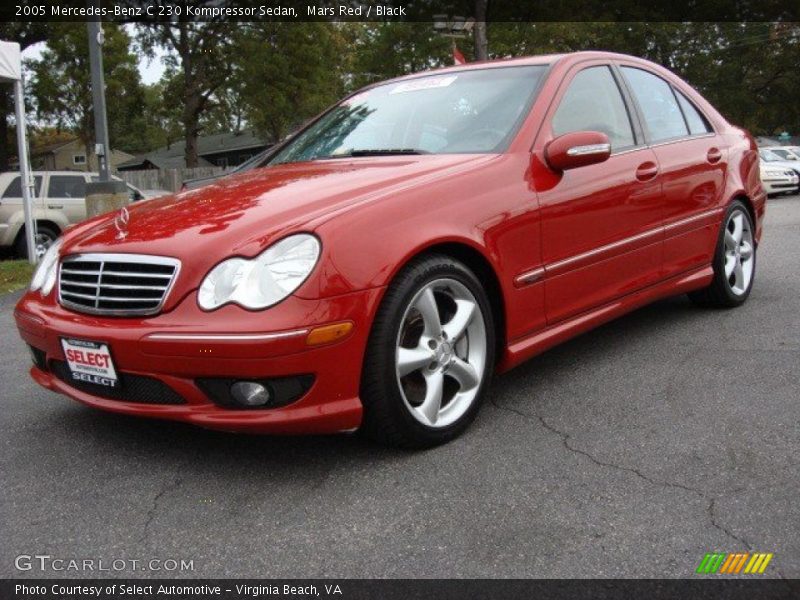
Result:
[360, 255, 495, 448]
[689, 200, 756, 308]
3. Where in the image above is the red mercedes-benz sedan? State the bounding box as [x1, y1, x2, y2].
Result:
[15, 52, 765, 447]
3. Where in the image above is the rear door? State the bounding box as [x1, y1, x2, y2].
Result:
[535, 62, 664, 324]
[45, 173, 89, 225]
[618, 64, 725, 277]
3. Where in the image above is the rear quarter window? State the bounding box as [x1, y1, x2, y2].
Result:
[2, 175, 43, 199]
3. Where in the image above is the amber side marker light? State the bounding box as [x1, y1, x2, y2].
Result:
[306, 322, 354, 346]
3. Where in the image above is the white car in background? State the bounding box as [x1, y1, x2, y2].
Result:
[0, 171, 150, 258]
[759, 148, 800, 178]
[760, 162, 799, 196]
[761, 146, 800, 162]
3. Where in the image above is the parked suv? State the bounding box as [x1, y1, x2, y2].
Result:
[0, 171, 151, 258]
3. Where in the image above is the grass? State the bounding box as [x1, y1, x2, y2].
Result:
[0, 259, 34, 294]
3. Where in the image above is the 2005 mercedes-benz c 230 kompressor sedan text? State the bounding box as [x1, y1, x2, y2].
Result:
[15, 52, 765, 448]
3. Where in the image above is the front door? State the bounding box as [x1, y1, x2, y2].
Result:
[534, 63, 664, 324]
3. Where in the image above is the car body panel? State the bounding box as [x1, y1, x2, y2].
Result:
[14, 51, 765, 434]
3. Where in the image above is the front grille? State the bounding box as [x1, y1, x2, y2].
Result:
[58, 253, 180, 316]
[50, 360, 186, 405]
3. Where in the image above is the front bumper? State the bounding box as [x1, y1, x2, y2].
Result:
[15, 286, 385, 434]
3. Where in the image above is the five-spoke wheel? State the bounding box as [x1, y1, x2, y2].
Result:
[395, 278, 487, 429]
[689, 200, 756, 307]
[361, 255, 494, 448]
[722, 209, 754, 296]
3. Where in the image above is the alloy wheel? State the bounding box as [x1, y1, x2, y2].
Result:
[723, 209, 754, 296]
[395, 278, 487, 428]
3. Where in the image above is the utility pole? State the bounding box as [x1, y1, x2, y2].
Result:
[84, 10, 130, 217]
[87, 18, 111, 181]
[473, 0, 489, 61]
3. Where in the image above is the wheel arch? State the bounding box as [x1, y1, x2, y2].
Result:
[387, 240, 507, 361]
[13, 219, 63, 243]
[729, 194, 758, 243]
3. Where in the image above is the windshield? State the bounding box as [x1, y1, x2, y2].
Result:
[268, 66, 547, 165]
[771, 148, 799, 160]
[760, 149, 782, 161]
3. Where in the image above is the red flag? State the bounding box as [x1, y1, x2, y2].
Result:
[453, 47, 466, 65]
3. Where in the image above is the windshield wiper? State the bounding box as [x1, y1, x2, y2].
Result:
[340, 148, 430, 157]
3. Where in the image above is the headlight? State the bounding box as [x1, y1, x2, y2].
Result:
[30, 238, 62, 296]
[198, 234, 320, 311]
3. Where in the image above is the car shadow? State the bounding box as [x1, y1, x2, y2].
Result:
[44, 294, 706, 477]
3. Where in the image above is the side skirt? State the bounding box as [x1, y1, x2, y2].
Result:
[496, 265, 713, 373]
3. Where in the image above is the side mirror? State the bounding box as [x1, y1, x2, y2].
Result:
[545, 131, 611, 172]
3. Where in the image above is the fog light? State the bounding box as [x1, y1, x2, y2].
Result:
[230, 382, 271, 407]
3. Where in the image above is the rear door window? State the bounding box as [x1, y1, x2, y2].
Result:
[47, 175, 87, 198]
[621, 67, 689, 142]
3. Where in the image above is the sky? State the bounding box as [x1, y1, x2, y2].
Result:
[20, 25, 168, 85]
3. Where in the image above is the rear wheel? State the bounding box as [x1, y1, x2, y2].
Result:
[360, 255, 495, 448]
[15, 225, 59, 260]
[688, 200, 755, 308]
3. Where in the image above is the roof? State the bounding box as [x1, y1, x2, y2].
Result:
[118, 129, 271, 170]
[31, 137, 81, 156]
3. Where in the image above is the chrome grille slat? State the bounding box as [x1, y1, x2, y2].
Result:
[97, 283, 168, 291]
[60, 290, 98, 301]
[58, 253, 180, 317]
[94, 295, 164, 302]
[102, 270, 173, 278]
[61, 269, 102, 276]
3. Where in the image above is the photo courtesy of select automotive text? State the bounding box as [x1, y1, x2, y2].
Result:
[1, 0, 799, 598]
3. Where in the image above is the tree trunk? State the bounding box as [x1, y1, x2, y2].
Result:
[473, 0, 489, 61]
[185, 123, 199, 168]
[183, 90, 201, 168]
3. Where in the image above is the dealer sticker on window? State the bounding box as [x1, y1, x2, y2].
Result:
[61, 338, 118, 388]
[390, 75, 458, 95]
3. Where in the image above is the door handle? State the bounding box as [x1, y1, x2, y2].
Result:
[707, 147, 722, 164]
[47, 204, 63, 209]
[635, 162, 659, 182]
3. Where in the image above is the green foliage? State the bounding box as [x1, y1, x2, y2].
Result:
[137, 21, 236, 166]
[27, 23, 146, 156]
[488, 22, 800, 135]
[231, 22, 348, 143]
[0, 260, 34, 294]
[346, 22, 454, 89]
[19, 20, 800, 165]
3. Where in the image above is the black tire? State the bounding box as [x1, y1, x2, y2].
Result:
[15, 225, 59, 260]
[360, 254, 496, 449]
[688, 200, 756, 308]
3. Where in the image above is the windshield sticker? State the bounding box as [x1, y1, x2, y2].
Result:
[342, 90, 372, 106]
[390, 75, 458, 95]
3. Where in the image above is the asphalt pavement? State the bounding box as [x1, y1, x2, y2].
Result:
[1, 195, 798, 579]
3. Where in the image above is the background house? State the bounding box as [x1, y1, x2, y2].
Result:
[117, 129, 272, 172]
[30, 138, 133, 172]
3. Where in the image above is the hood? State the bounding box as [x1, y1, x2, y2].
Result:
[61, 155, 491, 295]
[761, 159, 800, 172]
